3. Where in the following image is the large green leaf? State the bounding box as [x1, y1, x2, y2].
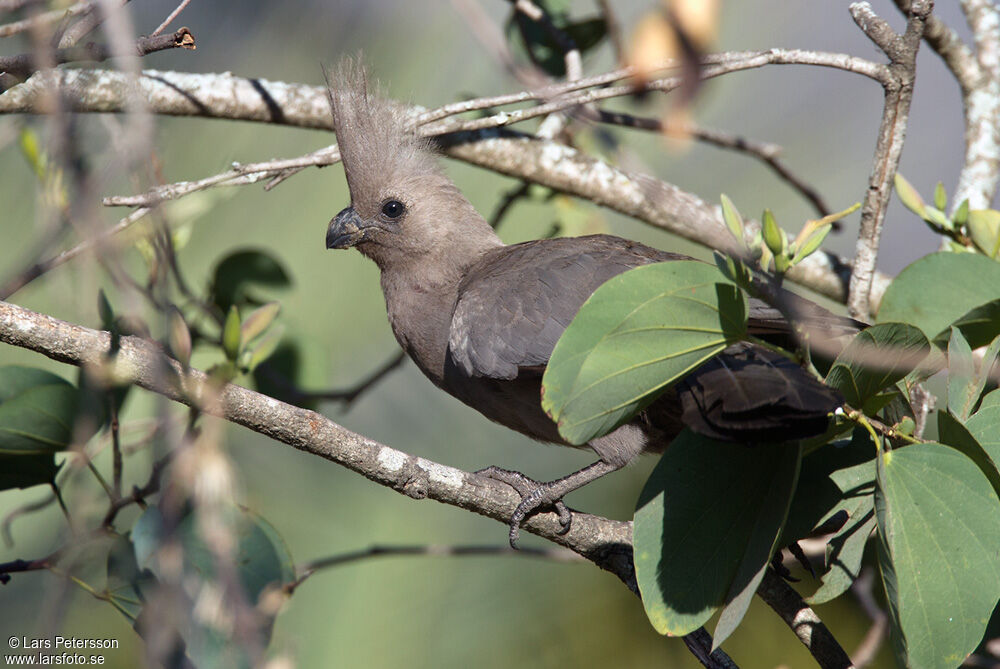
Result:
[876, 444, 1000, 668]
[542, 261, 746, 445]
[877, 252, 1000, 342]
[779, 430, 878, 605]
[781, 429, 875, 545]
[968, 209, 1000, 258]
[934, 299, 1000, 349]
[967, 402, 1000, 459]
[937, 410, 1000, 502]
[634, 432, 799, 643]
[0, 366, 78, 455]
[824, 323, 929, 410]
[946, 328, 986, 422]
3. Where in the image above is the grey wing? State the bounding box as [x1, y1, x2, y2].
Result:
[447, 235, 687, 380]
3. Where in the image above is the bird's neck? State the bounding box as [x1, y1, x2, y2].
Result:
[379, 222, 503, 385]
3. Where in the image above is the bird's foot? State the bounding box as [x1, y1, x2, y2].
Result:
[475, 466, 572, 548]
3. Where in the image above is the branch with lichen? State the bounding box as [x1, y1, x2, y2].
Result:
[0, 62, 891, 306]
[845, 0, 932, 320]
[0, 298, 866, 669]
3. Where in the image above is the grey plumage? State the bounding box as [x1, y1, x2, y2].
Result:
[324, 61, 846, 543]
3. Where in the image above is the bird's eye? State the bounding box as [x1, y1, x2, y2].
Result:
[381, 200, 405, 219]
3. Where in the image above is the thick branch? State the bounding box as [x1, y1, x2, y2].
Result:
[894, 0, 1000, 211]
[0, 299, 633, 573]
[758, 570, 855, 669]
[846, 1, 931, 320]
[0, 67, 890, 305]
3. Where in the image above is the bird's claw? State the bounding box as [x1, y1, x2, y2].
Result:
[475, 466, 572, 548]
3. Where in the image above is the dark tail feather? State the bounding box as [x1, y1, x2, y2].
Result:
[676, 343, 842, 442]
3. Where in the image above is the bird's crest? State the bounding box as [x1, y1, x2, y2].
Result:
[325, 57, 440, 205]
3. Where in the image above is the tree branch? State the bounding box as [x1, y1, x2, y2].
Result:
[757, 570, 855, 669]
[0, 299, 633, 573]
[846, 1, 931, 320]
[0, 67, 890, 306]
[2, 298, 842, 669]
[0, 0, 93, 38]
[0, 27, 195, 83]
[893, 0, 1000, 212]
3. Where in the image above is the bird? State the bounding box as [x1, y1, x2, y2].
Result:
[323, 60, 848, 546]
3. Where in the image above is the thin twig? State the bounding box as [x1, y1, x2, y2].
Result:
[110, 396, 122, 498]
[101, 451, 173, 527]
[0, 207, 150, 300]
[57, 0, 130, 48]
[1, 66, 893, 305]
[286, 543, 585, 593]
[257, 350, 407, 407]
[490, 181, 533, 229]
[0, 0, 92, 38]
[151, 0, 192, 36]
[592, 108, 833, 219]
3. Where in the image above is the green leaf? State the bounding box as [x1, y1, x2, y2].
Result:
[968, 209, 1000, 258]
[781, 429, 875, 544]
[563, 17, 608, 52]
[953, 199, 970, 227]
[634, 433, 799, 641]
[97, 290, 114, 329]
[967, 401, 1000, 455]
[825, 324, 929, 409]
[877, 252, 1000, 342]
[933, 182, 947, 211]
[720, 194, 744, 243]
[937, 410, 1000, 503]
[934, 299, 1000, 349]
[106, 533, 154, 622]
[0, 454, 59, 491]
[948, 327, 978, 421]
[925, 206, 954, 231]
[779, 430, 877, 604]
[18, 127, 46, 179]
[210, 249, 291, 314]
[791, 223, 831, 265]
[505, 8, 606, 77]
[809, 498, 876, 605]
[240, 302, 280, 344]
[246, 329, 284, 372]
[876, 443, 1000, 669]
[222, 306, 242, 362]
[762, 209, 783, 256]
[169, 311, 192, 367]
[0, 366, 78, 454]
[894, 173, 927, 219]
[979, 388, 1000, 413]
[542, 261, 746, 444]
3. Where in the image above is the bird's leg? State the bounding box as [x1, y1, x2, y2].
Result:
[477, 460, 622, 548]
[476, 466, 573, 530]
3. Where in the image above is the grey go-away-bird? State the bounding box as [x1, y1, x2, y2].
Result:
[324, 61, 846, 545]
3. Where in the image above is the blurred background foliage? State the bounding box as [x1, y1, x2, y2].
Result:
[0, 1, 976, 667]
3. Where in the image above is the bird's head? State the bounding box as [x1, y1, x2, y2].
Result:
[324, 58, 499, 271]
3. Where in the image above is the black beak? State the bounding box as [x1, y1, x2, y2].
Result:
[326, 206, 366, 249]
